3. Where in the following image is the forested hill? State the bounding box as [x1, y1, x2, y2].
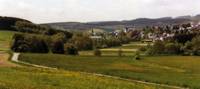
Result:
[0, 16, 31, 31]
[44, 14, 200, 32]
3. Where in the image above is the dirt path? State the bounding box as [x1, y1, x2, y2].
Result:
[12, 53, 188, 89]
[0, 52, 18, 67]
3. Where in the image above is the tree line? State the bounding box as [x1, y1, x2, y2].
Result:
[143, 34, 200, 56]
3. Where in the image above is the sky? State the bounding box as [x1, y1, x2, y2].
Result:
[0, 0, 199, 23]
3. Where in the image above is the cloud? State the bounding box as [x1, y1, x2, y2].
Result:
[0, 0, 199, 23]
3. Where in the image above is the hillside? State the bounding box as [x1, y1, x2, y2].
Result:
[0, 16, 31, 31]
[44, 14, 200, 32]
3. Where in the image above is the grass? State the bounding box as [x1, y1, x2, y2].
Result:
[79, 50, 136, 56]
[79, 42, 147, 56]
[0, 67, 169, 89]
[0, 31, 170, 89]
[19, 54, 200, 89]
[0, 31, 15, 51]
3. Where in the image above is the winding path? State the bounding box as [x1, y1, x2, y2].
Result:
[11, 53, 188, 89]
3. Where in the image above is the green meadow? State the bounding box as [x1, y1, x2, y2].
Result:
[19, 54, 200, 89]
[0, 31, 15, 51]
[0, 31, 173, 89]
[0, 67, 171, 89]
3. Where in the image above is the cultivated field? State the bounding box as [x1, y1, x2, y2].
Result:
[19, 54, 200, 89]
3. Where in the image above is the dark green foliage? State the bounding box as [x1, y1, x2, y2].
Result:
[0, 16, 30, 31]
[146, 35, 200, 56]
[69, 34, 93, 50]
[104, 36, 122, 48]
[64, 43, 78, 55]
[173, 33, 196, 44]
[190, 36, 200, 56]
[51, 33, 65, 54]
[11, 33, 49, 53]
[15, 21, 73, 39]
[146, 40, 165, 55]
[165, 42, 181, 54]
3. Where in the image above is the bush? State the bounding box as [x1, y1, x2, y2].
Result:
[118, 48, 123, 57]
[134, 51, 140, 60]
[145, 40, 165, 55]
[51, 33, 65, 54]
[139, 46, 147, 52]
[64, 43, 78, 55]
[94, 49, 101, 56]
[69, 34, 93, 50]
[165, 42, 181, 54]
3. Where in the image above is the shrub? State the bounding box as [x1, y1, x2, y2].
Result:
[94, 49, 101, 56]
[165, 42, 181, 54]
[134, 51, 140, 60]
[51, 33, 65, 54]
[69, 34, 93, 50]
[64, 43, 78, 55]
[118, 48, 123, 57]
[145, 40, 165, 55]
[139, 46, 147, 52]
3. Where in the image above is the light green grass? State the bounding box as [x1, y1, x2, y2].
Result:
[0, 67, 168, 89]
[0, 31, 15, 51]
[19, 54, 200, 88]
[79, 42, 146, 56]
[0, 31, 169, 89]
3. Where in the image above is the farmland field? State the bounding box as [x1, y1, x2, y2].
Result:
[19, 54, 200, 89]
[79, 42, 147, 56]
[0, 67, 171, 89]
[0, 31, 172, 89]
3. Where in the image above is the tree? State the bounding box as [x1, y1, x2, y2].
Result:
[191, 36, 200, 55]
[51, 33, 65, 54]
[11, 33, 49, 53]
[64, 43, 78, 55]
[135, 51, 140, 60]
[149, 40, 165, 55]
[69, 33, 93, 50]
[165, 42, 181, 54]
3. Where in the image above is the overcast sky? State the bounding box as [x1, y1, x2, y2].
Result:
[0, 0, 199, 23]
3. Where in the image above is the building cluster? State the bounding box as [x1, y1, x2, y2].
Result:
[89, 22, 200, 42]
[141, 22, 200, 42]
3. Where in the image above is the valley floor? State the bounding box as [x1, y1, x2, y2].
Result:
[0, 31, 175, 89]
[19, 53, 200, 89]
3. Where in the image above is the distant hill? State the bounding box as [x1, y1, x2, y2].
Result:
[0, 16, 31, 31]
[44, 15, 200, 32]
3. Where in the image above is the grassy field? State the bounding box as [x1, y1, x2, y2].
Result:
[79, 42, 147, 56]
[0, 31, 172, 89]
[0, 31, 17, 67]
[19, 54, 200, 89]
[0, 67, 170, 89]
[0, 31, 15, 51]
